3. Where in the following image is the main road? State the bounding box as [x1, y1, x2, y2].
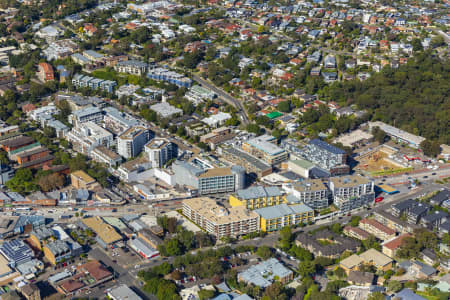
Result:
[192, 74, 250, 125]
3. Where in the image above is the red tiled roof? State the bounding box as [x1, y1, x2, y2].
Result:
[360, 219, 396, 235]
[383, 233, 412, 250]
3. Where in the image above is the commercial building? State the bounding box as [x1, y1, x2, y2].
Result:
[149, 102, 183, 119]
[368, 121, 426, 149]
[287, 159, 316, 178]
[0, 239, 34, 267]
[128, 238, 159, 259]
[359, 218, 396, 241]
[329, 175, 375, 211]
[37, 63, 54, 82]
[71, 74, 117, 93]
[54, 260, 113, 296]
[334, 129, 374, 148]
[242, 135, 288, 166]
[182, 197, 259, 238]
[229, 186, 285, 210]
[144, 138, 178, 168]
[108, 285, 142, 300]
[147, 68, 192, 88]
[114, 60, 148, 75]
[254, 203, 314, 232]
[238, 258, 293, 288]
[221, 147, 272, 178]
[80, 217, 122, 248]
[283, 179, 329, 209]
[173, 160, 245, 195]
[117, 126, 151, 159]
[200, 127, 235, 149]
[70, 170, 101, 191]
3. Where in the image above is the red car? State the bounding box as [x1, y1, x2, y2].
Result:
[375, 197, 384, 203]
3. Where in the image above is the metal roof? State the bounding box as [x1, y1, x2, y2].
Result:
[309, 139, 346, 155]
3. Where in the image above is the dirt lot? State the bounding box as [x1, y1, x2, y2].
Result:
[355, 147, 405, 173]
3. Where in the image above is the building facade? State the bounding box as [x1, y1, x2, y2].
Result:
[182, 197, 259, 238]
[329, 175, 375, 211]
[117, 126, 151, 159]
[144, 138, 178, 168]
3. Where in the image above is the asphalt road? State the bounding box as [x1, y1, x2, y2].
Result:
[192, 74, 250, 125]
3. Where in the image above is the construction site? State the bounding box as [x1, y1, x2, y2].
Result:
[355, 145, 409, 175]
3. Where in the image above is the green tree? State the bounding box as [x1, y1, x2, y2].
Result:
[388, 280, 403, 293]
[277, 101, 291, 113]
[256, 246, 273, 260]
[420, 140, 441, 157]
[368, 292, 386, 300]
[198, 289, 215, 300]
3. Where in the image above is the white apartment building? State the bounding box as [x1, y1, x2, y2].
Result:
[329, 175, 375, 211]
[144, 138, 178, 168]
[117, 126, 151, 159]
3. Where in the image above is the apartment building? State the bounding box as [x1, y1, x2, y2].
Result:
[373, 211, 415, 234]
[242, 135, 288, 166]
[255, 203, 314, 232]
[65, 121, 113, 155]
[238, 258, 293, 288]
[68, 106, 103, 126]
[182, 197, 259, 238]
[172, 160, 245, 195]
[117, 126, 151, 159]
[222, 147, 272, 178]
[229, 186, 285, 210]
[284, 179, 329, 209]
[114, 60, 148, 75]
[185, 85, 216, 105]
[144, 138, 178, 168]
[71, 74, 116, 93]
[329, 175, 375, 211]
[359, 218, 396, 241]
[91, 146, 122, 168]
[147, 68, 192, 88]
[298, 139, 349, 176]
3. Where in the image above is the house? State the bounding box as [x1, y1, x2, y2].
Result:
[394, 288, 426, 300]
[341, 249, 393, 273]
[37, 63, 54, 82]
[421, 249, 437, 266]
[398, 260, 437, 279]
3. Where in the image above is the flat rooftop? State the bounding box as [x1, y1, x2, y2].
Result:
[183, 197, 258, 225]
[330, 175, 371, 188]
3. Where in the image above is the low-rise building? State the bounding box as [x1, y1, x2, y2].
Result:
[182, 197, 259, 238]
[149, 102, 183, 119]
[344, 226, 371, 240]
[91, 146, 122, 168]
[359, 218, 396, 241]
[114, 60, 148, 75]
[382, 233, 412, 258]
[71, 170, 101, 191]
[373, 210, 415, 234]
[80, 217, 122, 248]
[238, 258, 293, 288]
[340, 249, 393, 273]
[108, 284, 142, 300]
[37, 63, 54, 82]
